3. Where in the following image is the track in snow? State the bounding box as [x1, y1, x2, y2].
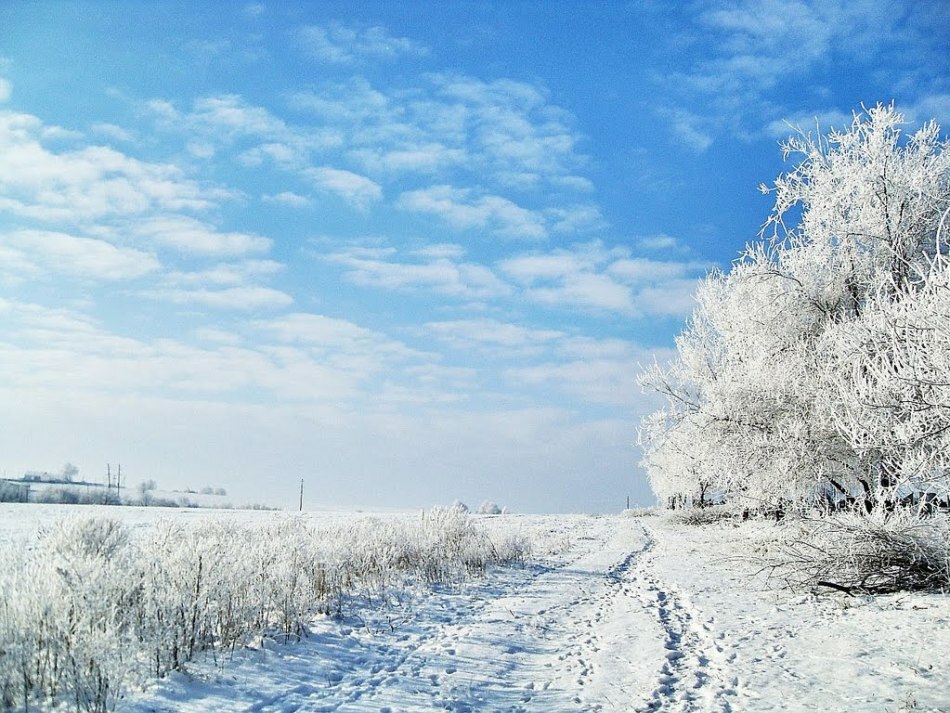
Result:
[634, 524, 737, 713]
[125, 517, 734, 713]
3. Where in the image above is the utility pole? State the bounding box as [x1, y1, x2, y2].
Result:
[299, 479, 304, 512]
[626, 495, 630, 511]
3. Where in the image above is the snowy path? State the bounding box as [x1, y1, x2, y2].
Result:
[127, 516, 727, 712]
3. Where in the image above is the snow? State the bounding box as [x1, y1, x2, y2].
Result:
[0, 503, 404, 544]
[644, 515, 950, 711]
[2, 505, 949, 711]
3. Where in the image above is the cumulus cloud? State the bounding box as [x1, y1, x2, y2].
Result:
[0, 111, 225, 222]
[0, 77, 11, 103]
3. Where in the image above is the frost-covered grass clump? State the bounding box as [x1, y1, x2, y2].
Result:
[0, 508, 529, 712]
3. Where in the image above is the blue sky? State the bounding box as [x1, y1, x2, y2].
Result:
[0, 1, 947, 512]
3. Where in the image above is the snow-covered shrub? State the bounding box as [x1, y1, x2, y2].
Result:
[765, 512, 950, 594]
[478, 500, 502, 515]
[0, 509, 530, 711]
[0, 481, 28, 502]
[672, 505, 737, 527]
[0, 518, 139, 712]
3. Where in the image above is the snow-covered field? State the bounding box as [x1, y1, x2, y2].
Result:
[2, 505, 948, 711]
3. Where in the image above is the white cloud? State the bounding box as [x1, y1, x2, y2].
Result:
[659, 0, 938, 145]
[506, 359, 639, 407]
[134, 215, 271, 256]
[0, 110, 226, 222]
[194, 327, 243, 345]
[187, 94, 288, 137]
[325, 245, 511, 300]
[763, 108, 854, 139]
[91, 122, 135, 143]
[545, 204, 605, 234]
[526, 272, 635, 313]
[635, 278, 705, 318]
[252, 312, 427, 369]
[666, 109, 713, 153]
[164, 259, 283, 287]
[636, 234, 688, 253]
[0, 230, 159, 281]
[397, 185, 546, 239]
[350, 143, 467, 175]
[263, 191, 311, 207]
[146, 94, 341, 170]
[0, 77, 11, 103]
[305, 166, 382, 209]
[325, 240, 702, 318]
[187, 141, 216, 159]
[500, 250, 601, 282]
[608, 257, 707, 282]
[500, 242, 708, 317]
[905, 94, 950, 130]
[254, 312, 376, 346]
[0, 302, 371, 402]
[238, 142, 299, 167]
[425, 318, 564, 356]
[289, 73, 589, 192]
[145, 286, 292, 310]
[298, 22, 428, 64]
[411, 243, 466, 260]
[695, 0, 836, 93]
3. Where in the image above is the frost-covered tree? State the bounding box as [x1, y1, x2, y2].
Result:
[61, 462, 79, 482]
[640, 105, 950, 515]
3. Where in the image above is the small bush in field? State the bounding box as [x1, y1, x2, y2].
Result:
[672, 506, 737, 526]
[764, 512, 950, 594]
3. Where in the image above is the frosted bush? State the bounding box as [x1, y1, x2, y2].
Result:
[0, 509, 530, 712]
[765, 511, 950, 594]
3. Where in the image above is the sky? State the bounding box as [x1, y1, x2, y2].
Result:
[0, 1, 948, 513]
